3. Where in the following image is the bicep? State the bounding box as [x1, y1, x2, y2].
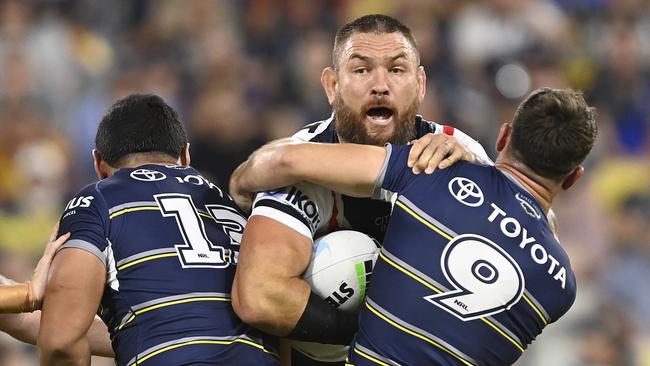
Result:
[236, 215, 312, 283]
[39, 248, 106, 345]
[232, 215, 313, 333]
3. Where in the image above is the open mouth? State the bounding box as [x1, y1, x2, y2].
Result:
[366, 107, 394, 124]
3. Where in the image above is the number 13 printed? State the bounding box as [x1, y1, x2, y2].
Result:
[155, 194, 245, 268]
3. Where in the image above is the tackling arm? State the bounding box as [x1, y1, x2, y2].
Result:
[38, 248, 107, 365]
[232, 215, 358, 344]
[0, 230, 114, 358]
[0, 311, 114, 358]
[230, 142, 387, 211]
[0, 226, 70, 314]
[232, 215, 313, 335]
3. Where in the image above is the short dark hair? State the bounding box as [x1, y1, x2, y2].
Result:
[510, 88, 598, 179]
[95, 94, 187, 167]
[333, 14, 419, 68]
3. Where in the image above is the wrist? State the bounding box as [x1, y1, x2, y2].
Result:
[26, 281, 39, 312]
[288, 291, 358, 345]
[0, 283, 31, 313]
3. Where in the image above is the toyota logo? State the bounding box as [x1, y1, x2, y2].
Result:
[130, 169, 167, 182]
[448, 177, 484, 207]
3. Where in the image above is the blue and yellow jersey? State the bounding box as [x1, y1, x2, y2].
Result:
[348, 145, 576, 366]
[58, 164, 278, 366]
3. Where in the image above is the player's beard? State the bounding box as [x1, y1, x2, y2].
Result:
[333, 93, 419, 146]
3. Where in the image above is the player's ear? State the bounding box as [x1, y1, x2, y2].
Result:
[417, 66, 426, 103]
[92, 149, 110, 180]
[181, 143, 191, 166]
[495, 123, 512, 152]
[321, 67, 337, 105]
[561, 165, 584, 191]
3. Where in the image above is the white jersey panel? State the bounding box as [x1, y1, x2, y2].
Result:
[250, 182, 334, 239]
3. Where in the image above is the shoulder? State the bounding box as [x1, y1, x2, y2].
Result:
[292, 115, 337, 142]
[414, 115, 442, 137]
[252, 181, 334, 238]
[62, 181, 106, 213]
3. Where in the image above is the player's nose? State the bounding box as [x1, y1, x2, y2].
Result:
[371, 69, 389, 96]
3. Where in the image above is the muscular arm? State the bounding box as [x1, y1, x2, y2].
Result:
[232, 215, 312, 335]
[230, 142, 387, 210]
[38, 248, 107, 365]
[0, 312, 114, 358]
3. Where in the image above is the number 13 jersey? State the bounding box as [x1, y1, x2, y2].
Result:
[58, 164, 278, 366]
[348, 145, 576, 366]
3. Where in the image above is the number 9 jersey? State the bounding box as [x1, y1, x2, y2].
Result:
[348, 145, 576, 366]
[58, 164, 278, 366]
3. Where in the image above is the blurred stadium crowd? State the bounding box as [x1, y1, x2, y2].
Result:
[0, 0, 649, 365]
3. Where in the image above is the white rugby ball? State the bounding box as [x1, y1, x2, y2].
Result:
[290, 230, 380, 362]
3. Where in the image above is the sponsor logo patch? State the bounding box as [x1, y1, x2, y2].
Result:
[448, 177, 484, 207]
[130, 169, 166, 182]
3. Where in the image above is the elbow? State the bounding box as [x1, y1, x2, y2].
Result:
[272, 143, 298, 178]
[231, 277, 276, 330]
[38, 333, 84, 364]
[231, 273, 282, 335]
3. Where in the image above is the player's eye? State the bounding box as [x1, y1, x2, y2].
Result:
[389, 67, 404, 74]
[354, 67, 368, 74]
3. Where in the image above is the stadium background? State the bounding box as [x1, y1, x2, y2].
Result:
[0, 0, 648, 364]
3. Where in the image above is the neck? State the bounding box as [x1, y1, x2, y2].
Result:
[494, 159, 558, 213]
[118, 152, 181, 168]
[105, 153, 181, 177]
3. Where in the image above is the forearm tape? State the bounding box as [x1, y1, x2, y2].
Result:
[0, 283, 33, 313]
[288, 291, 358, 345]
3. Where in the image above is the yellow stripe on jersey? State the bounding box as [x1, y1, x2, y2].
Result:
[353, 347, 391, 366]
[118, 315, 135, 331]
[479, 318, 525, 353]
[118, 296, 231, 330]
[379, 252, 443, 295]
[394, 200, 453, 240]
[109, 206, 212, 220]
[109, 206, 160, 219]
[137, 297, 230, 315]
[365, 302, 476, 366]
[197, 211, 212, 219]
[393, 198, 534, 351]
[522, 294, 548, 325]
[379, 250, 525, 353]
[117, 253, 178, 271]
[129, 338, 278, 365]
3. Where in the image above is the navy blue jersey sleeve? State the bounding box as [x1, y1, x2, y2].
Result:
[373, 144, 416, 198]
[58, 183, 110, 266]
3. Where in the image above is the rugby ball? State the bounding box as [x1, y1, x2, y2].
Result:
[290, 230, 380, 362]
